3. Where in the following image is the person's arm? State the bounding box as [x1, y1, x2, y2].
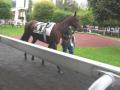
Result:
[72, 35, 75, 47]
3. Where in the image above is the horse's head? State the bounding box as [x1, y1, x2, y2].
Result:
[69, 11, 82, 32]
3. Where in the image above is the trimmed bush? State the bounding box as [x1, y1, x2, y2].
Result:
[0, 0, 11, 19]
[32, 1, 54, 22]
[50, 9, 72, 22]
[32, 1, 94, 25]
[77, 9, 94, 25]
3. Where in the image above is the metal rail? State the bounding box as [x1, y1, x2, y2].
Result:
[0, 34, 120, 90]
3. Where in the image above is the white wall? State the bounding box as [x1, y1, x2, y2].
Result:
[15, 0, 29, 9]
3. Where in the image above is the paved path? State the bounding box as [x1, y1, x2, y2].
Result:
[0, 43, 120, 90]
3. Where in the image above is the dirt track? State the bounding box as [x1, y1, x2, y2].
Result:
[74, 33, 120, 47]
[17, 33, 120, 48]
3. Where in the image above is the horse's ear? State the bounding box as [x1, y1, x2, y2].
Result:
[74, 11, 77, 17]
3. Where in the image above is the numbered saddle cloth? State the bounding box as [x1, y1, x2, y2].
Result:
[33, 22, 56, 36]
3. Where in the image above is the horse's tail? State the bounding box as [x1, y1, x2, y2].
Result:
[21, 31, 31, 42]
[20, 23, 31, 42]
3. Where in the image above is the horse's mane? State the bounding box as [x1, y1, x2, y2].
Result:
[60, 16, 73, 23]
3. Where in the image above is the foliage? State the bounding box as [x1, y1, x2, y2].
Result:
[88, 0, 120, 26]
[32, 1, 55, 22]
[33, 0, 94, 24]
[55, 0, 78, 12]
[32, 1, 93, 25]
[50, 8, 71, 22]
[52, 8, 89, 23]
[26, 0, 32, 21]
[0, 0, 12, 19]
[1, 0, 11, 5]
[77, 9, 94, 25]
[62, 0, 79, 12]
[32, 1, 79, 23]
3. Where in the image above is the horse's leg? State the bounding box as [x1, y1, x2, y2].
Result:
[48, 43, 57, 49]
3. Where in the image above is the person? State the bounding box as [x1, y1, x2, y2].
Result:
[88, 24, 93, 33]
[61, 28, 75, 54]
[83, 25, 88, 32]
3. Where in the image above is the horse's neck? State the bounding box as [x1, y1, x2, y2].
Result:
[59, 20, 70, 33]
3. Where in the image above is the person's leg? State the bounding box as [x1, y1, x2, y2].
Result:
[68, 44, 74, 54]
[62, 45, 68, 53]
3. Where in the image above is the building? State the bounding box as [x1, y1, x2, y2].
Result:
[11, 0, 29, 25]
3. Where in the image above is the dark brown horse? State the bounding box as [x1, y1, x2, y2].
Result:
[21, 12, 82, 73]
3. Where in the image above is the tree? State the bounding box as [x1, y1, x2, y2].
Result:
[63, 0, 79, 12]
[88, 0, 120, 26]
[26, 0, 32, 21]
[77, 9, 94, 25]
[32, 1, 54, 22]
[0, 0, 11, 19]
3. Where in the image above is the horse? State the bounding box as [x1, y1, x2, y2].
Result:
[20, 12, 82, 73]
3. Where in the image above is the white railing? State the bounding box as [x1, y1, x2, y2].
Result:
[0, 34, 120, 90]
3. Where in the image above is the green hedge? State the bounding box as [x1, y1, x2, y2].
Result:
[32, 1, 72, 22]
[32, 1, 93, 25]
[0, 0, 11, 19]
[77, 9, 94, 25]
[32, 1, 54, 22]
[50, 9, 72, 22]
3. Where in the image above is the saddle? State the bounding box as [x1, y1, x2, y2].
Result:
[33, 22, 56, 41]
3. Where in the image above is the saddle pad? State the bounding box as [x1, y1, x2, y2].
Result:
[33, 22, 56, 36]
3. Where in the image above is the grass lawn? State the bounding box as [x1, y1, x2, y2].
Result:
[0, 25, 24, 37]
[58, 46, 120, 67]
[74, 47, 120, 67]
[0, 25, 120, 67]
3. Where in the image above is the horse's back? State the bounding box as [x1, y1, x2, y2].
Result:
[25, 20, 38, 31]
[49, 23, 62, 44]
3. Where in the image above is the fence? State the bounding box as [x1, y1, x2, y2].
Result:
[92, 27, 120, 37]
[0, 34, 120, 90]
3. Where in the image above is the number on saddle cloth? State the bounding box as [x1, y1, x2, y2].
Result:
[33, 22, 46, 34]
[33, 22, 55, 36]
